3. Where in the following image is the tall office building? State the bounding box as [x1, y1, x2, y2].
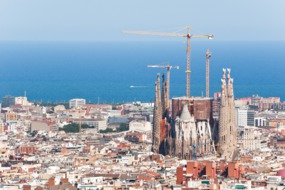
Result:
[236, 107, 248, 127]
[2, 95, 15, 108]
[247, 109, 255, 126]
[236, 106, 255, 127]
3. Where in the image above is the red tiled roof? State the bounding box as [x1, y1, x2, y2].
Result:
[137, 175, 153, 181]
[144, 170, 160, 177]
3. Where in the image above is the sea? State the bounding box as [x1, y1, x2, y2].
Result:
[0, 40, 285, 104]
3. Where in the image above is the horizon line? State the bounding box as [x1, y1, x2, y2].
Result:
[0, 39, 285, 43]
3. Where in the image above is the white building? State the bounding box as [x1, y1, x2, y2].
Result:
[236, 108, 248, 127]
[69, 98, 86, 108]
[47, 166, 60, 174]
[73, 119, 107, 131]
[0, 120, 4, 134]
[80, 176, 104, 184]
[108, 110, 122, 117]
[15, 96, 31, 106]
[116, 154, 136, 165]
[97, 120, 107, 130]
[236, 107, 254, 127]
[5, 120, 24, 132]
[241, 126, 263, 151]
[54, 105, 66, 113]
[129, 120, 152, 132]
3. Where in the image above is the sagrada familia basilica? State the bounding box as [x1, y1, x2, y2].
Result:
[152, 68, 237, 161]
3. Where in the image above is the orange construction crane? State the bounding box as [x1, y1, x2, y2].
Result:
[123, 25, 213, 98]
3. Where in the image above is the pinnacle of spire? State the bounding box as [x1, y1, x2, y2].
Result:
[222, 68, 226, 79]
[227, 68, 231, 80]
[157, 73, 160, 82]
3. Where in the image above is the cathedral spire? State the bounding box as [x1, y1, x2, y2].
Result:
[161, 74, 166, 114]
[161, 74, 169, 117]
[218, 68, 237, 161]
[153, 73, 162, 153]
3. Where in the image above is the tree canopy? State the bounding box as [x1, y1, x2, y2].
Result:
[59, 123, 92, 133]
[99, 123, 129, 133]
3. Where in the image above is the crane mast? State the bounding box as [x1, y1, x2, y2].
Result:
[147, 64, 179, 102]
[123, 25, 213, 98]
[206, 49, 211, 98]
[186, 26, 191, 98]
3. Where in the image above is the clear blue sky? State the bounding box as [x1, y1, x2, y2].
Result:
[0, 0, 284, 41]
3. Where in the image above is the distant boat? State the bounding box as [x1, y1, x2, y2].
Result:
[130, 85, 147, 88]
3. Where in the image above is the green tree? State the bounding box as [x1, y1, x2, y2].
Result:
[118, 123, 129, 131]
[59, 123, 92, 133]
[99, 128, 114, 133]
[99, 123, 129, 133]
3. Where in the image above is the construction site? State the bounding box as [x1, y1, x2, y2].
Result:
[124, 25, 237, 161]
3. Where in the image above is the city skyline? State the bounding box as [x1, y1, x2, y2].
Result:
[1, 1, 285, 189]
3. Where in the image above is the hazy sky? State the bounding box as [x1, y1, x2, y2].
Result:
[0, 0, 284, 41]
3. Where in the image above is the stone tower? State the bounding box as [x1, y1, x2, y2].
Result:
[153, 73, 162, 153]
[161, 74, 169, 114]
[218, 68, 237, 161]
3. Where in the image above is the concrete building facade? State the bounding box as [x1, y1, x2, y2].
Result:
[31, 121, 55, 132]
[236, 107, 255, 127]
[15, 96, 30, 106]
[73, 119, 107, 131]
[129, 120, 151, 132]
[0, 120, 4, 134]
[236, 108, 247, 127]
[254, 117, 266, 127]
[69, 99, 86, 108]
[240, 126, 263, 151]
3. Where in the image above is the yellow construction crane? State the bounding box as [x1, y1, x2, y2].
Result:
[147, 64, 179, 100]
[123, 25, 214, 98]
